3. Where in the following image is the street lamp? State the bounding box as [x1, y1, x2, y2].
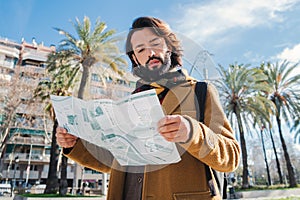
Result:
[12, 156, 19, 196]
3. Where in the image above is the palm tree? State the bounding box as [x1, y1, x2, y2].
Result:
[252, 107, 275, 186]
[268, 128, 283, 184]
[216, 63, 273, 188]
[258, 63, 284, 184]
[34, 57, 76, 194]
[39, 16, 127, 194]
[53, 16, 126, 100]
[251, 77, 279, 186]
[261, 60, 300, 187]
[260, 128, 271, 186]
[291, 119, 300, 144]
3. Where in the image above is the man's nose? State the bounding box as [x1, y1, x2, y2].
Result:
[146, 48, 156, 57]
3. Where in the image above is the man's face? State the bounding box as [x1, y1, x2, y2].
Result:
[131, 28, 170, 70]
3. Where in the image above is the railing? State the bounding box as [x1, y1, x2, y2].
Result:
[10, 137, 46, 145]
[19, 65, 45, 75]
[2, 170, 40, 179]
[11, 122, 47, 132]
[2, 167, 75, 180]
[0, 60, 15, 69]
[22, 50, 48, 61]
[4, 153, 50, 162]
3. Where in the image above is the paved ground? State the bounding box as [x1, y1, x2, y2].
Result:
[235, 188, 300, 199]
[0, 197, 105, 200]
[0, 196, 106, 200]
[1, 188, 299, 199]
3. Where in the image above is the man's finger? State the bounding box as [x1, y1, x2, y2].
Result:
[158, 115, 180, 127]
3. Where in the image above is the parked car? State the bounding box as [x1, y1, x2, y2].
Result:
[28, 184, 46, 194]
[0, 183, 12, 196]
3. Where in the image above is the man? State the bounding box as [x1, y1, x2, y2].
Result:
[56, 16, 240, 200]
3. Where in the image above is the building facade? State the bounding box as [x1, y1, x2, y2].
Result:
[0, 37, 137, 193]
[0, 37, 55, 189]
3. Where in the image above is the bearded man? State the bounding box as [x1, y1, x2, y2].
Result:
[56, 16, 240, 200]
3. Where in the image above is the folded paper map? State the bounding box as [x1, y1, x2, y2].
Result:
[50, 89, 181, 166]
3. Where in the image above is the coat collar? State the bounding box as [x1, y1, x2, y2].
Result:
[161, 81, 194, 114]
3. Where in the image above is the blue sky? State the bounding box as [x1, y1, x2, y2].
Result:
[1, 0, 300, 78]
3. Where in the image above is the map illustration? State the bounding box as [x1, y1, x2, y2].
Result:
[50, 89, 181, 166]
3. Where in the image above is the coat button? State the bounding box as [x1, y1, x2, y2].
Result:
[138, 177, 143, 183]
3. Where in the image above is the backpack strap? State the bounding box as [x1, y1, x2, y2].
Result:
[195, 82, 218, 197]
[195, 82, 207, 123]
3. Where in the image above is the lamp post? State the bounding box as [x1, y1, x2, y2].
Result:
[12, 156, 19, 196]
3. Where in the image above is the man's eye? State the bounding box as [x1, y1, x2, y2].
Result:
[151, 42, 160, 47]
[137, 48, 145, 53]
[150, 38, 162, 47]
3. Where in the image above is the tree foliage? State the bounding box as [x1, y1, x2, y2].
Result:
[216, 63, 273, 188]
[36, 16, 127, 194]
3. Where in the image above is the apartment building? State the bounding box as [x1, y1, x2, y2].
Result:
[0, 37, 55, 189]
[0, 37, 138, 192]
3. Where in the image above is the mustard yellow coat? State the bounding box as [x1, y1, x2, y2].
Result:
[65, 80, 240, 200]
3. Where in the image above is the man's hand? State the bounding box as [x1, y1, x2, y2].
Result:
[56, 127, 78, 148]
[157, 115, 191, 143]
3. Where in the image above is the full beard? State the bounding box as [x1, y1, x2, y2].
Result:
[132, 53, 171, 82]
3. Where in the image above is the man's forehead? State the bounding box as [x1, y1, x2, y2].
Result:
[131, 28, 161, 46]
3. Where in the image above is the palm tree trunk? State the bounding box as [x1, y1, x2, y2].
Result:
[269, 129, 283, 184]
[44, 119, 59, 194]
[261, 129, 271, 186]
[76, 64, 91, 194]
[78, 65, 91, 100]
[276, 116, 297, 187]
[59, 155, 68, 196]
[236, 111, 249, 188]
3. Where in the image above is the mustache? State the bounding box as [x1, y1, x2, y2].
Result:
[145, 56, 164, 65]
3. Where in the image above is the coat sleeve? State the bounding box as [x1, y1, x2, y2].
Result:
[179, 83, 240, 172]
[63, 139, 113, 173]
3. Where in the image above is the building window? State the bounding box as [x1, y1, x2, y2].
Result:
[30, 165, 38, 171]
[91, 74, 101, 82]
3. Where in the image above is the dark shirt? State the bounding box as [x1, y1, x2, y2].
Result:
[123, 87, 169, 200]
[123, 166, 145, 200]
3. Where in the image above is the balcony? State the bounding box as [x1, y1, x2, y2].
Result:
[0, 60, 15, 69]
[22, 50, 48, 62]
[12, 117, 48, 130]
[19, 65, 45, 75]
[1, 169, 75, 180]
[10, 136, 46, 145]
[0, 44, 20, 59]
[0, 73, 12, 81]
[2, 170, 47, 180]
[4, 153, 50, 163]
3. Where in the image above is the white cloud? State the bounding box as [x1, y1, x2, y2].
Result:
[173, 0, 299, 44]
[276, 43, 300, 63]
[273, 43, 300, 76]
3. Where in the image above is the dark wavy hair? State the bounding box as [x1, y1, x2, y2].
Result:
[126, 16, 183, 69]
